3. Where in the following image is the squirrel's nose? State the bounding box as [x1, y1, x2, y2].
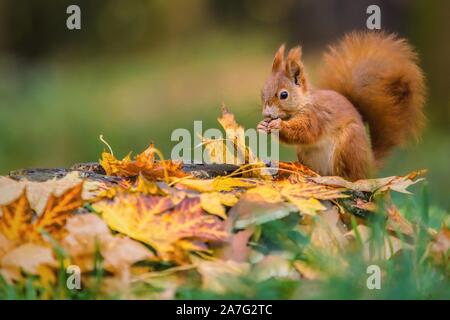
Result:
[263, 105, 274, 117]
[263, 105, 277, 119]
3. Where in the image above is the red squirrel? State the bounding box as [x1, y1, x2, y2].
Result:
[257, 31, 426, 181]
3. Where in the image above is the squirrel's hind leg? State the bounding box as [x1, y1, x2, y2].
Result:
[333, 123, 374, 181]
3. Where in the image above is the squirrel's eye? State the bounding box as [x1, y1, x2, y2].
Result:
[279, 90, 289, 100]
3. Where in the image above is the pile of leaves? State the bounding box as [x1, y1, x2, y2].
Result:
[0, 106, 448, 299]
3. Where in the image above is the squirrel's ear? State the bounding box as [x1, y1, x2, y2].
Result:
[285, 46, 306, 87]
[272, 44, 285, 72]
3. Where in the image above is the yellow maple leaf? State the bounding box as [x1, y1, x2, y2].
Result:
[0, 191, 32, 242]
[245, 185, 283, 203]
[283, 196, 325, 216]
[177, 177, 256, 193]
[94, 194, 228, 261]
[0, 182, 84, 243]
[0, 172, 104, 215]
[201, 104, 271, 177]
[277, 181, 348, 201]
[200, 192, 238, 219]
[31, 182, 84, 241]
[217, 103, 256, 165]
[133, 173, 166, 195]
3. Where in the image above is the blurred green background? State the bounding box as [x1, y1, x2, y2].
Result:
[0, 0, 448, 209]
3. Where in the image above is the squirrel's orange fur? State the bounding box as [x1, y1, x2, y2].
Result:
[258, 31, 426, 181]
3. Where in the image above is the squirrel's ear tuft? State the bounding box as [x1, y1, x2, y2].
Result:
[272, 44, 285, 72]
[285, 46, 306, 87]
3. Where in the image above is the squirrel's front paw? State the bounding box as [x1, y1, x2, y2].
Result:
[267, 118, 282, 131]
[257, 119, 270, 133]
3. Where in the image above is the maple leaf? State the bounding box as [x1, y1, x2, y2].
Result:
[245, 185, 284, 203]
[231, 193, 297, 229]
[62, 214, 154, 274]
[216, 228, 254, 262]
[1, 243, 57, 275]
[293, 260, 322, 280]
[177, 177, 257, 193]
[194, 256, 250, 294]
[0, 172, 103, 215]
[0, 182, 84, 243]
[386, 205, 415, 237]
[31, 182, 84, 241]
[276, 180, 348, 201]
[308, 207, 348, 255]
[200, 193, 227, 220]
[253, 254, 299, 281]
[217, 103, 256, 165]
[99, 143, 187, 179]
[201, 104, 270, 177]
[277, 161, 319, 179]
[198, 191, 239, 220]
[0, 191, 31, 242]
[237, 180, 345, 216]
[94, 194, 228, 261]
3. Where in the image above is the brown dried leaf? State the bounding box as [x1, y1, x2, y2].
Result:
[311, 170, 426, 194]
[99, 143, 187, 179]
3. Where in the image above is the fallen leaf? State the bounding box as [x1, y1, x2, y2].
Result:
[177, 177, 256, 193]
[245, 185, 283, 203]
[200, 193, 227, 219]
[353, 199, 377, 212]
[1, 243, 56, 274]
[102, 236, 154, 273]
[293, 260, 322, 280]
[216, 228, 254, 262]
[253, 254, 299, 281]
[0, 233, 14, 260]
[94, 194, 228, 260]
[309, 208, 348, 254]
[0, 191, 31, 242]
[217, 103, 258, 165]
[100, 143, 187, 179]
[133, 173, 166, 195]
[62, 214, 154, 273]
[277, 180, 348, 201]
[428, 225, 450, 265]
[0, 182, 84, 243]
[277, 161, 319, 179]
[275, 181, 346, 216]
[386, 205, 415, 237]
[345, 224, 412, 260]
[231, 193, 297, 229]
[31, 182, 84, 241]
[195, 257, 250, 294]
[311, 170, 426, 194]
[0, 172, 99, 215]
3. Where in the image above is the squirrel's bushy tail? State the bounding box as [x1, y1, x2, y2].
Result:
[318, 31, 426, 162]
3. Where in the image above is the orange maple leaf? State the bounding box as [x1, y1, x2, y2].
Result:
[0, 191, 32, 242]
[0, 182, 84, 243]
[94, 194, 228, 261]
[99, 143, 186, 180]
